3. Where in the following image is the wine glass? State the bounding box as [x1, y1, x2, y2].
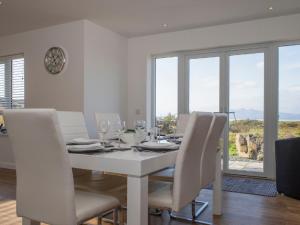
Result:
[134, 120, 146, 131]
[170, 120, 177, 142]
[116, 121, 126, 148]
[97, 120, 110, 147]
[134, 120, 146, 144]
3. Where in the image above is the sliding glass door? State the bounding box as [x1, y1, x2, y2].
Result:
[153, 43, 300, 178]
[154, 56, 178, 133]
[227, 51, 265, 174]
[188, 55, 220, 112]
[185, 51, 267, 176]
[278, 45, 300, 139]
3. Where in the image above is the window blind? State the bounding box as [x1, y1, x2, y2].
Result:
[0, 55, 24, 109]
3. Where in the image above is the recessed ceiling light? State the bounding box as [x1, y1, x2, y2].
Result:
[162, 23, 168, 28]
[269, 6, 273, 11]
[0, 1, 3, 6]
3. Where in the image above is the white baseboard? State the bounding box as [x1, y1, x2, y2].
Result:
[0, 162, 16, 170]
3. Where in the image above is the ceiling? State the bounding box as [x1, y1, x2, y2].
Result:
[1, 0, 300, 37]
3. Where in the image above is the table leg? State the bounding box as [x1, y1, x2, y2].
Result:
[213, 150, 222, 215]
[127, 175, 148, 225]
[22, 218, 40, 225]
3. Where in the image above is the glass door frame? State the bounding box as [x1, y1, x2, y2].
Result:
[183, 47, 277, 178]
[150, 42, 296, 179]
[183, 52, 223, 114]
[222, 47, 276, 178]
[182, 47, 275, 178]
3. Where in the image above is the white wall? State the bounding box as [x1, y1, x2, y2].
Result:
[0, 20, 85, 111]
[0, 21, 85, 167]
[83, 21, 128, 138]
[127, 13, 300, 127]
[0, 20, 128, 167]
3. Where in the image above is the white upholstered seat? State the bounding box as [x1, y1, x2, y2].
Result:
[57, 111, 89, 143]
[149, 181, 173, 209]
[149, 112, 227, 224]
[4, 109, 120, 225]
[200, 113, 227, 188]
[75, 191, 119, 224]
[149, 112, 214, 212]
[175, 113, 190, 135]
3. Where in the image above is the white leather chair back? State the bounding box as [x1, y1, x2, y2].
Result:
[4, 109, 77, 225]
[172, 112, 213, 211]
[95, 113, 121, 139]
[200, 113, 227, 187]
[175, 114, 190, 135]
[57, 111, 89, 143]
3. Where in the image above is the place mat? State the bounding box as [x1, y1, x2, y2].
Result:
[67, 138, 99, 145]
[134, 142, 179, 152]
[139, 141, 178, 149]
[67, 143, 104, 152]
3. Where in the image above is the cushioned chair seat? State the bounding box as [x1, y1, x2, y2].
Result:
[149, 181, 173, 209]
[75, 191, 119, 223]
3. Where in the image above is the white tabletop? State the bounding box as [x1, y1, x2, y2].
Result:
[69, 147, 222, 225]
[69, 149, 178, 177]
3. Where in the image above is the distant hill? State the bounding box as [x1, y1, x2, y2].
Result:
[231, 108, 300, 121]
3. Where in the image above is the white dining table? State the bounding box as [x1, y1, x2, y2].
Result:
[69, 149, 222, 225]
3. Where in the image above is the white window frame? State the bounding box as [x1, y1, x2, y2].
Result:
[150, 40, 300, 179]
[0, 54, 25, 110]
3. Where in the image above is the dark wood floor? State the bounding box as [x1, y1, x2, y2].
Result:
[0, 168, 300, 225]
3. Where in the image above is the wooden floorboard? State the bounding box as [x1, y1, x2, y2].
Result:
[0, 168, 300, 225]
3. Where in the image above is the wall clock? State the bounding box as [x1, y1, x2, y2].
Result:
[44, 47, 66, 75]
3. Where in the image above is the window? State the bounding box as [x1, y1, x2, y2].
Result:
[154, 56, 178, 133]
[0, 55, 25, 109]
[151, 43, 285, 178]
[278, 45, 300, 138]
[189, 56, 220, 112]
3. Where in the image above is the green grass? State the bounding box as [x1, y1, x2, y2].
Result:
[229, 120, 300, 157]
[157, 116, 300, 157]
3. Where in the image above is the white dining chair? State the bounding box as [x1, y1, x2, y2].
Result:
[57, 111, 89, 143]
[170, 112, 227, 223]
[95, 113, 121, 139]
[150, 113, 190, 181]
[200, 113, 227, 188]
[175, 113, 190, 135]
[148, 112, 213, 224]
[4, 109, 120, 225]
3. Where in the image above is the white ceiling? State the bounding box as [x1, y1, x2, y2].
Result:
[1, 0, 300, 37]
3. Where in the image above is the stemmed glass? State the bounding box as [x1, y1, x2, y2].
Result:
[97, 120, 110, 147]
[116, 121, 126, 148]
[134, 120, 146, 144]
[134, 120, 146, 131]
[170, 119, 177, 142]
[156, 124, 163, 143]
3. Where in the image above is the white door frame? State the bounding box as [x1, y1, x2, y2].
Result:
[150, 41, 300, 179]
[223, 47, 271, 178]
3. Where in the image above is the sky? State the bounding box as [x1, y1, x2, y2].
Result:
[155, 45, 300, 119]
[279, 45, 300, 115]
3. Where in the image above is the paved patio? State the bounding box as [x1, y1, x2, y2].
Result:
[229, 159, 263, 173]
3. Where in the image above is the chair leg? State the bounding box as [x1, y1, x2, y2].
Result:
[149, 208, 162, 216]
[118, 207, 125, 225]
[170, 200, 211, 225]
[113, 208, 118, 225]
[22, 218, 40, 225]
[97, 216, 102, 225]
[192, 200, 197, 220]
[148, 208, 151, 225]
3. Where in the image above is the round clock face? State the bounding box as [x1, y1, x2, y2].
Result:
[44, 47, 66, 74]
